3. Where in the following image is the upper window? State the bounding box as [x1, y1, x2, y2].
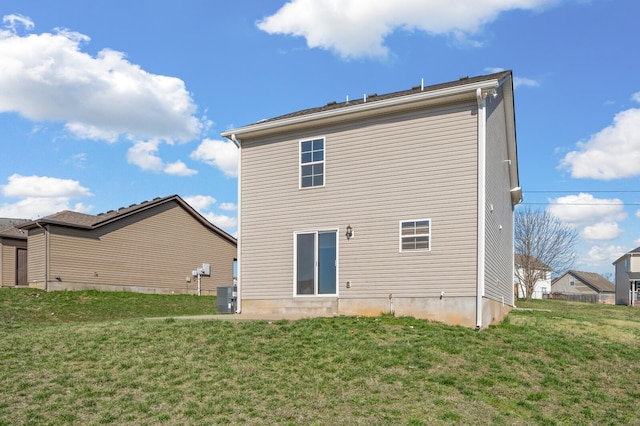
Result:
[400, 219, 431, 252]
[300, 138, 324, 188]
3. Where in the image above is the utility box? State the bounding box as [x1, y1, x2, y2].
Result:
[216, 285, 236, 314]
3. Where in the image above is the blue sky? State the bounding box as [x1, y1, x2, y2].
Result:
[0, 0, 638, 276]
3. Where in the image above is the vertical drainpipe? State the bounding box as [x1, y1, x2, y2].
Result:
[476, 88, 487, 330]
[230, 134, 242, 314]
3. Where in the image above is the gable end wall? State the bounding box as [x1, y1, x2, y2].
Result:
[240, 101, 482, 324]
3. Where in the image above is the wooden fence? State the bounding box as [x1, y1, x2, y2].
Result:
[548, 293, 615, 305]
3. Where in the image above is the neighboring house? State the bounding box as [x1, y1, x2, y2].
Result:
[221, 70, 521, 328]
[0, 222, 29, 287]
[514, 254, 551, 299]
[18, 195, 237, 295]
[613, 247, 640, 306]
[552, 270, 615, 304]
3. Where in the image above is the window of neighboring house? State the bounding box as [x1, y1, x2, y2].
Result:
[300, 138, 324, 188]
[295, 230, 337, 296]
[570, 278, 575, 286]
[400, 219, 431, 252]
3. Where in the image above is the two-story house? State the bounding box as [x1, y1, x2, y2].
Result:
[222, 71, 521, 328]
[613, 247, 640, 306]
[514, 254, 551, 299]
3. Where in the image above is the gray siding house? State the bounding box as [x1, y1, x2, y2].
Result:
[613, 247, 640, 306]
[552, 270, 615, 304]
[18, 195, 237, 295]
[222, 71, 521, 328]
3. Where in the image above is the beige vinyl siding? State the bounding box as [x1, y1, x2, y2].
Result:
[484, 88, 516, 305]
[47, 201, 236, 294]
[553, 275, 596, 295]
[27, 229, 46, 285]
[0, 238, 27, 286]
[629, 255, 640, 271]
[241, 102, 479, 300]
[0, 242, 9, 286]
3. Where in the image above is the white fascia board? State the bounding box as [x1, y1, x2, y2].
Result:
[221, 79, 501, 140]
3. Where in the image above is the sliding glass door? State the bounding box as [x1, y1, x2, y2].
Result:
[296, 231, 337, 295]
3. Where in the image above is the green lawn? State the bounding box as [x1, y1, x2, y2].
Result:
[1, 289, 639, 425]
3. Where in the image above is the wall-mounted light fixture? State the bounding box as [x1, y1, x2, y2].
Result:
[346, 224, 353, 240]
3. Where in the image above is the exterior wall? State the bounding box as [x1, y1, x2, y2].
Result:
[614, 258, 629, 305]
[484, 87, 516, 307]
[27, 228, 46, 288]
[32, 202, 236, 295]
[552, 274, 597, 295]
[0, 238, 27, 287]
[514, 267, 551, 299]
[239, 101, 483, 324]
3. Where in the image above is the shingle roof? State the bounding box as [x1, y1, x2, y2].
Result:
[0, 218, 29, 229]
[566, 270, 615, 293]
[514, 254, 551, 271]
[19, 195, 236, 244]
[0, 225, 27, 239]
[224, 70, 513, 135]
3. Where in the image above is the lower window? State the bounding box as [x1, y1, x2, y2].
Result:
[400, 219, 431, 252]
[295, 230, 337, 295]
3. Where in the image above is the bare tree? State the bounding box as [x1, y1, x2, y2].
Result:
[514, 206, 578, 301]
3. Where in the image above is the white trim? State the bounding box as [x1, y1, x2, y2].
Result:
[476, 88, 487, 329]
[293, 228, 339, 297]
[234, 137, 242, 313]
[299, 136, 326, 189]
[398, 218, 431, 253]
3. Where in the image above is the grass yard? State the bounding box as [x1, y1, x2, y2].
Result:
[1, 289, 639, 425]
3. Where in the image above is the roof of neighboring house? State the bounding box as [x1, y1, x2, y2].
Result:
[0, 225, 27, 239]
[0, 218, 30, 229]
[514, 254, 551, 271]
[19, 195, 236, 245]
[553, 270, 615, 293]
[613, 246, 640, 265]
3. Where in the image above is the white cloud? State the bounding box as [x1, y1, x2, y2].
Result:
[183, 194, 237, 234]
[127, 141, 164, 171]
[126, 141, 197, 176]
[2, 14, 34, 32]
[581, 222, 622, 241]
[183, 195, 217, 211]
[164, 161, 198, 177]
[548, 193, 626, 224]
[584, 244, 627, 265]
[2, 173, 92, 198]
[257, 0, 559, 59]
[219, 202, 237, 211]
[203, 212, 237, 230]
[0, 15, 202, 143]
[190, 139, 238, 178]
[0, 174, 93, 218]
[560, 108, 640, 180]
[513, 77, 540, 88]
[632, 92, 640, 103]
[548, 193, 627, 241]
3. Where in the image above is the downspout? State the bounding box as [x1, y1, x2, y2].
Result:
[230, 133, 242, 314]
[476, 88, 487, 330]
[34, 222, 49, 291]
